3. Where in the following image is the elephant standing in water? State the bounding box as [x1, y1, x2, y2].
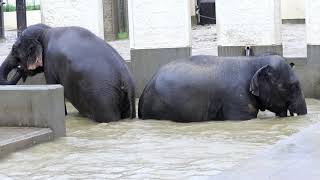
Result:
[139, 55, 307, 122]
[0, 24, 136, 122]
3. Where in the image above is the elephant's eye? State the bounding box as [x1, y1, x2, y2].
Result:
[277, 83, 287, 92]
[290, 83, 299, 90]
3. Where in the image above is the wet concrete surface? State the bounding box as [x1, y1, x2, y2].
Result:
[0, 127, 53, 157]
[211, 122, 320, 180]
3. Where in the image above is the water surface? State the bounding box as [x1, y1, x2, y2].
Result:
[0, 99, 319, 179]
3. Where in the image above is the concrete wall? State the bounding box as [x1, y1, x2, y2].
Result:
[4, 10, 41, 30]
[103, 0, 117, 41]
[40, 0, 105, 39]
[191, 0, 196, 16]
[129, 0, 191, 49]
[0, 85, 66, 138]
[216, 0, 281, 46]
[281, 0, 305, 20]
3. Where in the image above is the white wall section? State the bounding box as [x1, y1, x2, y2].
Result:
[306, 0, 320, 45]
[40, 0, 104, 39]
[281, 0, 305, 20]
[216, 0, 282, 46]
[129, 0, 191, 49]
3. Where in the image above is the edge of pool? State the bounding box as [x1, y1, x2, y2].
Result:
[210, 121, 320, 180]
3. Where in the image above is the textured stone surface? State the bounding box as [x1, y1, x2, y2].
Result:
[128, 0, 191, 49]
[103, 0, 117, 41]
[0, 85, 66, 138]
[216, 0, 281, 46]
[40, 0, 104, 39]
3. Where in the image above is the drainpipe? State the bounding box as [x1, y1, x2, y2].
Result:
[117, 0, 124, 33]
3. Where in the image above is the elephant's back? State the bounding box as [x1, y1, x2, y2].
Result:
[155, 60, 213, 91]
[150, 59, 213, 110]
[47, 27, 125, 67]
[152, 56, 255, 100]
[46, 27, 130, 82]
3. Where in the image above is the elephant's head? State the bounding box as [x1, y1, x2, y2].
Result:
[0, 24, 49, 85]
[250, 56, 307, 117]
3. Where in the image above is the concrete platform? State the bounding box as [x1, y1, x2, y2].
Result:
[0, 127, 53, 157]
[0, 85, 65, 156]
[211, 122, 320, 180]
[0, 85, 66, 138]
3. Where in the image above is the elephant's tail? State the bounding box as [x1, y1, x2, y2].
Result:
[128, 81, 136, 118]
[120, 79, 136, 119]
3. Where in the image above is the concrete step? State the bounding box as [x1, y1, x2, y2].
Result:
[211, 122, 320, 180]
[0, 127, 53, 157]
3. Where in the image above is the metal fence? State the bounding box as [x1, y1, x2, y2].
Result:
[3, 0, 40, 12]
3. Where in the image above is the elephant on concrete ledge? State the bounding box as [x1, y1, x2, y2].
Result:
[138, 55, 307, 122]
[0, 24, 135, 122]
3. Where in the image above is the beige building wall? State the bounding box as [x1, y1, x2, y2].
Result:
[281, 0, 305, 20]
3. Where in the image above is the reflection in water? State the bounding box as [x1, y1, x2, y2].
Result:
[0, 99, 319, 179]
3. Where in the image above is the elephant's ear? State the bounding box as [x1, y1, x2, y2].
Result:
[27, 39, 43, 70]
[250, 65, 273, 96]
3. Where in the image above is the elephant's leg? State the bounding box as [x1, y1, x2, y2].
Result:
[222, 103, 258, 120]
[93, 108, 121, 123]
[140, 91, 205, 122]
[91, 98, 122, 123]
[64, 99, 67, 116]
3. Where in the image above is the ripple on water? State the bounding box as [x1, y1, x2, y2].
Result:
[0, 99, 319, 179]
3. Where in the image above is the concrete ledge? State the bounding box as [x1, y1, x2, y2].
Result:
[0, 127, 53, 157]
[211, 122, 320, 180]
[282, 19, 305, 24]
[218, 45, 283, 56]
[18, 73, 46, 85]
[131, 47, 191, 95]
[285, 57, 307, 65]
[0, 85, 66, 138]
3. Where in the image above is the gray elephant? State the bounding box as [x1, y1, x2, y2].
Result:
[0, 24, 135, 122]
[138, 55, 307, 122]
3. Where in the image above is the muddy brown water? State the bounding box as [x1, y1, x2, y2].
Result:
[0, 99, 319, 179]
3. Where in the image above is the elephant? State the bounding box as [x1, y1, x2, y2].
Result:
[138, 55, 307, 122]
[0, 24, 136, 122]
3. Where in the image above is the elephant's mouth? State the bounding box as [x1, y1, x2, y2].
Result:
[289, 109, 306, 116]
[27, 57, 43, 70]
[288, 102, 307, 116]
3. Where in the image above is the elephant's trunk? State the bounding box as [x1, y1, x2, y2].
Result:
[0, 53, 23, 85]
[289, 94, 308, 116]
[295, 98, 307, 115]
